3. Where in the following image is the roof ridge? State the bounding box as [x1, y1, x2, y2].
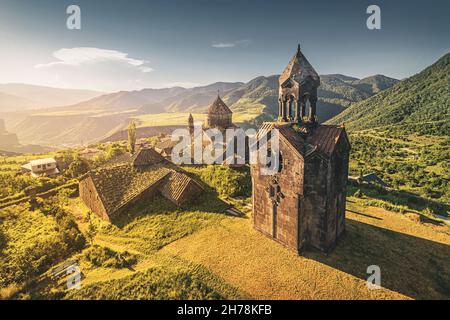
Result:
[208, 95, 232, 115]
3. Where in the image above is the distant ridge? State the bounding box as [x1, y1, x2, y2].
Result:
[326, 53, 450, 135]
[9, 74, 398, 146]
[0, 83, 103, 111]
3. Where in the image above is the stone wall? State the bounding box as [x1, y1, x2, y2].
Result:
[303, 155, 329, 251]
[79, 176, 109, 221]
[176, 181, 204, 207]
[251, 130, 350, 254]
[110, 181, 165, 221]
[252, 138, 304, 252]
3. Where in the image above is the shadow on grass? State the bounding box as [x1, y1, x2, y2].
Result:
[347, 209, 383, 221]
[110, 190, 236, 228]
[305, 219, 450, 299]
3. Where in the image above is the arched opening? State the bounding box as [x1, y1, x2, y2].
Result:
[278, 151, 283, 173]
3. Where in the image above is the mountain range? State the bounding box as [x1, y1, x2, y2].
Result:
[1, 72, 400, 147]
[0, 83, 103, 112]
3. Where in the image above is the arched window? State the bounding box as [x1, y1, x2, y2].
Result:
[278, 152, 283, 173]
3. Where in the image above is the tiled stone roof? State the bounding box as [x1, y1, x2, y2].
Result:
[160, 171, 203, 205]
[208, 95, 232, 115]
[81, 147, 203, 217]
[132, 148, 165, 166]
[89, 163, 171, 215]
[155, 138, 179, 151]
[258, 122, 348, 159]
[279, 45, 320, 86]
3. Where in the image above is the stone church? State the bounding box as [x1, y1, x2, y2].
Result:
[187, 94, 243, 165]
[188, 93, 237, 133]
[251, 45, 351, 253]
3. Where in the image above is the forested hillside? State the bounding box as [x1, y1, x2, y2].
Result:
[326, 54, 450, 207]
[327, 53, 450, 135]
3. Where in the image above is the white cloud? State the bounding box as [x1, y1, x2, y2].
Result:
[211, 40, 251, 48]
[212, 42, 236, 48]
[35, 47, 153, 73]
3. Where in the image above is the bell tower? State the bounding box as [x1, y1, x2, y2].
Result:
[188, 113, 194, 137]
[278, 45, 320, 124]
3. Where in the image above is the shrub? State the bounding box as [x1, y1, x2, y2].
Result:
[196, 165, 251, 198]
[66, 159, 90, 178]
[353, 189, 363, 198]
[0, 201, 85, 287]
[83, 245, 137, 269]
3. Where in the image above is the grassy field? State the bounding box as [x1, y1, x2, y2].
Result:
[160, 197, 450, 300]
[21, 180, 449, 300]
[3, 163, 449, 300]
[0, 152, 57, 174]
[133, 110, 261, 128]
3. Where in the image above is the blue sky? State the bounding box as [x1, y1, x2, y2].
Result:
[0, 0, 448, 92]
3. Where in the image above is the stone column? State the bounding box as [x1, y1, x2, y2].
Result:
[289, 97, 296, 121]
[309, 95, 317, 122]
[300, 98, 306, 120]
[281, 99, 288, 122]
[278, 99, 283, 120]
[294, 99, 301, 123]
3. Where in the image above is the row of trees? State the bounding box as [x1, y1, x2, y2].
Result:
[350, 132, 449, 204]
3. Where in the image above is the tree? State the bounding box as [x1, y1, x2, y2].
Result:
[128, 121, 137, 154]
[67, 159, 90, 178]
[86, 215, 97, 245]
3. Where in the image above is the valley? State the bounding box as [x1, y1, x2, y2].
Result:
[1, 73, 399, 147]
[0, 52, 448, 301]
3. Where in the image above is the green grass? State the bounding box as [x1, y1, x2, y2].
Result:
[182, 165, 251, 198]
[88, 192, 228, 255]
[0, 200, 84, 291]
[65, 254, 245, 300]
[161, 197, 450, 300]
[133, 111, 260, 128]
[2, 144, 449, 300]
[349, 130, 449, 207]
[0, 152, 57, 173]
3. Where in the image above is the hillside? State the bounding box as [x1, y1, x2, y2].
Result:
[2, 163, 448, 300]
[50, 87, 189, 114]
[13, 111, 134, 147]
[325, 54, 450, 211]
[0, 92, 37, 111]
[327, 53, 450, 135]
[140, 82, 243, 114]
[0, 83, 103, 111]
[9, 73, 397, 147]
[140, 74, 398, 124]
[0, 118, 53, 154]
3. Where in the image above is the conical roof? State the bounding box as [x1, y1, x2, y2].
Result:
[208, 95, 232, 115]
[279, 45, 320, 86]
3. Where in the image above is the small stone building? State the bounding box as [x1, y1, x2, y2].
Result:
[79, 148, 203, 221]
[205, 95, 234, 129]
[251, 46, 350, 253]
[154, 138, 180, 158]
[187, 96, 243, 165]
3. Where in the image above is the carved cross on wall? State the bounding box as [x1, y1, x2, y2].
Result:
[267, 179, 283, 205]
